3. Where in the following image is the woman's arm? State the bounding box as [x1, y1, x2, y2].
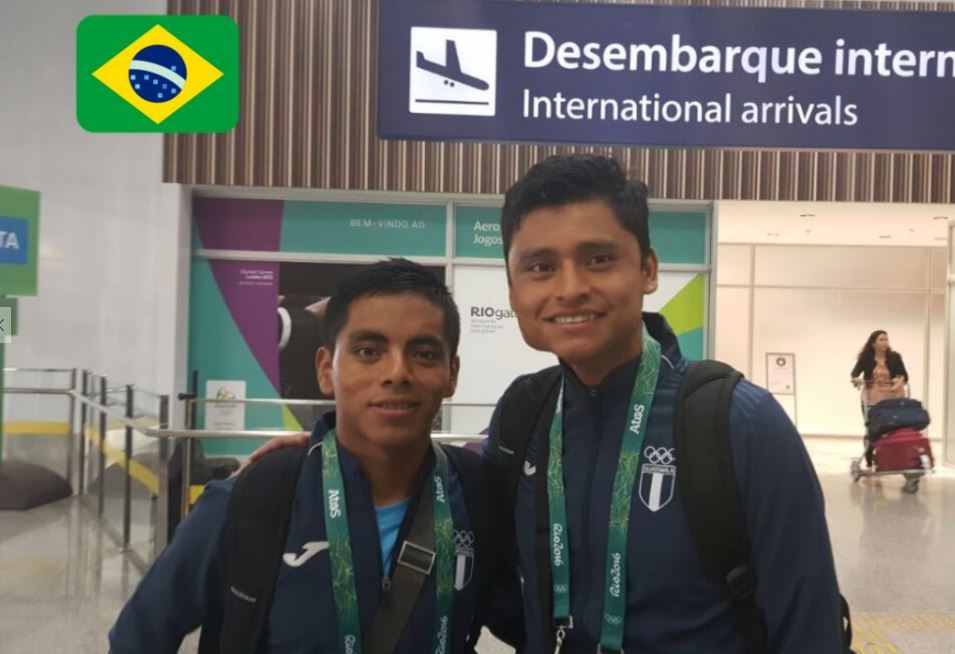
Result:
[850, 358, 865, 380]
[891, 352, 909, 383]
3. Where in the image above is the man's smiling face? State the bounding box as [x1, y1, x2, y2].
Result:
[317, 293, 459, 452]
[506, 199, 658, 384]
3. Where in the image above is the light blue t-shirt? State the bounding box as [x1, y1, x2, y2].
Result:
[376, 497, 411, 575]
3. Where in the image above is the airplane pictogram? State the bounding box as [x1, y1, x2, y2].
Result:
[415, 40, 489, 91]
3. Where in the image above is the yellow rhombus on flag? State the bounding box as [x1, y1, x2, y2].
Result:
[93, 24, 223, 124]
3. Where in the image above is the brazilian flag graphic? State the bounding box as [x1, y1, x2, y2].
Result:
[76, 15, 238, 132]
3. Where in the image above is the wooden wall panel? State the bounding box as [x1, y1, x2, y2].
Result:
[164, 0, 955, 202]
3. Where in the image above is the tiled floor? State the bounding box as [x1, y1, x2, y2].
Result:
[0, 498, 139, 653]
[810, 438, 955, 654]
[1, 437, 952, 653]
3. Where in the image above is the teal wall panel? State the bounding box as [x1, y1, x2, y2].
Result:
[282, 201, 446, 256]
[648, 211, 707, 265]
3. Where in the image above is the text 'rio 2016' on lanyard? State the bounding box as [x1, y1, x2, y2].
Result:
[547, 326, 662, 653]
[320, 431, 455, 654]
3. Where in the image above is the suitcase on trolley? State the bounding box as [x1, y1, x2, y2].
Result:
[866, 397, 930, 439]
[873, 428, 934, 472]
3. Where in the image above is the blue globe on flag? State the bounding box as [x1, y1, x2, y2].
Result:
[128, 45, 187, 103]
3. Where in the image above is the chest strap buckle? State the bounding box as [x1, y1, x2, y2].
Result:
[397, 540, 436, 576]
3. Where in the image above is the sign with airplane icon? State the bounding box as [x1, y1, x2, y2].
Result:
[409, 27, 496, 116]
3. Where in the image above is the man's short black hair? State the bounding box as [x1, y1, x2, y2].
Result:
[500, 154, 652, 265]
[324, 258, 460, 359]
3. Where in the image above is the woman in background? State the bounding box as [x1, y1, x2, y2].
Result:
[850, 329, 909, 466]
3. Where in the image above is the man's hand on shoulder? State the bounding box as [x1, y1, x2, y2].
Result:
[232, 434, 310, 477]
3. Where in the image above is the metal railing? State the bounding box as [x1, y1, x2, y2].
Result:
[4, 368, 486, 572]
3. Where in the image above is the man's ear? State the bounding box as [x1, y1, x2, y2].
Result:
[444, 355, 460, 398]
[642, 247, 659, 295]
[317, 347, 336, 397]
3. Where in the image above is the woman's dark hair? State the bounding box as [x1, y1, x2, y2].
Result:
[856, 330, 891, 365]
[324, 258, 460, 358]
[500, 154, 651, 265]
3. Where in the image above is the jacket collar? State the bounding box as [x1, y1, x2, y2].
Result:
[308, 412, 362, 478]
[308, 411, 435, 489]
[558, 312, 683, 395]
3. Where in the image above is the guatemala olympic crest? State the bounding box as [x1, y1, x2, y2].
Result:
[638, 446, 676, 512]
[454, 529, 476, 590]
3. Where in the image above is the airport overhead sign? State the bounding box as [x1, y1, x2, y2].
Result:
[0, 185, 39, 296]
[378, 1, 955, 150]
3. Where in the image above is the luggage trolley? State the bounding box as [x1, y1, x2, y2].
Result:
[850, 381, 934, 493]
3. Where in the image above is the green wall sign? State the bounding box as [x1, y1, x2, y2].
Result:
[281, 201, 446, 256]
[455, 205, 503, 258]
[453, 206, 707, 265]
[0, 184, 40, 296]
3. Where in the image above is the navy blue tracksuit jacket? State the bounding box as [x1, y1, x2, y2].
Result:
[109, 418, 513, 653]
[486, 313, 845, 654]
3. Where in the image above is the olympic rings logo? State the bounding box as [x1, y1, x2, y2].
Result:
[454, 530, 475, 548]
[604, 615, 623, 626]
[643, 446, 676, 465]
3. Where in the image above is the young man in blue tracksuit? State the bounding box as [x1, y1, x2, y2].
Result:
[240, 157, 848, 653]
[485, 154, 846, 653]
[108, 259, 520, 653]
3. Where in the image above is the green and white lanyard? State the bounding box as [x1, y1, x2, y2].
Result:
[547, 326, 662, 653]
[321, 430, 455, 654]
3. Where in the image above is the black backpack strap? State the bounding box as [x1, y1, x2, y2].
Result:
[675, 360, 767, 654]
[206, 446, 307, 654]
[495, 367, 561, 650]
[447, 444, 527, 648]
[497, 366, 562, 504]
[363, 469, 436, 654]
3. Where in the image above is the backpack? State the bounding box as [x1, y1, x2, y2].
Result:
[865, 397, 931, 439]
[197, 444, 497, 653]
[494, 359, 855, 654]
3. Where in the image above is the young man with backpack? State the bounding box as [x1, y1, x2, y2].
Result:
[108, 259, 521, 654]
[242, 156, 854, 653]
[487, 154, 850, 653]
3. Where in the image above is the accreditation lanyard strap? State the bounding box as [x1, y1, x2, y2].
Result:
[321, 431, 455, 654]
[546, 327, 662, 652]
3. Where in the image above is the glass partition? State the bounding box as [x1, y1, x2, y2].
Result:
[2, 369, 74, 478]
